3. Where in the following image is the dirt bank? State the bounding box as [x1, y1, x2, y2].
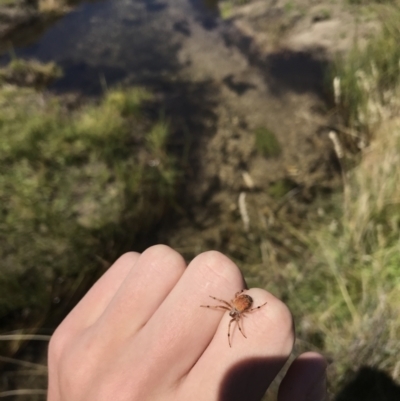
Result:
[156, 0, 382, 269]
[157, 0, 345, 269]
[219, 0, 379, 55]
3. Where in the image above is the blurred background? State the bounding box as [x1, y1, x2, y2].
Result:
[1, 0, 400, 399]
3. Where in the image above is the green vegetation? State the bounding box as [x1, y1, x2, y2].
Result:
[223, 2, 400, 392]
[268, 179, 296, 199]
[254, 127, 281, 157]
[333, 6, 400, 132]
[316, 8, 331, 19]
[313, 9, 400, 385]
[218, 0, 250, 18]
[286, 120, 400, 388]
[0, 58, 62, 88]
[262, 5, 400, 390]
[284, 1, 295, 13]
[0, 73, 177, 339]
[0, 0, 18, 6]
[219, 0, 233, 19]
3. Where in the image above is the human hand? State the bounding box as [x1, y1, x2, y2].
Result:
[48, 245, 327, 401]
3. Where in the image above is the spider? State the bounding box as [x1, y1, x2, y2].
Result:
[200, 290, 268, 347]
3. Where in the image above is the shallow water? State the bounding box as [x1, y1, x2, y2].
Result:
[1, 0, 223, 93]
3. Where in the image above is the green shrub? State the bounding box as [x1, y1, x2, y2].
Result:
[0, 84, 177, 329]
[333, 6, 400, 130]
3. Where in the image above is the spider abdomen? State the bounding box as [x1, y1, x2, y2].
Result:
[232, 294, 253, 313]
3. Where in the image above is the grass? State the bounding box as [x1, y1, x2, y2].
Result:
[333, 5, 400, 134]
[316, 8, 331, 20]
[268, 179, 296, 199]
[303, 118, 400, 389]
[0, 0, 18, 6]
[237, 4, 400, 394]
[0, 67, 178, 353]
[218, 0, 251, 19]
[254, 127, 281, 157]
[219, 1, 233, 19]
[280, 5, 400, 390]
[284, 1, 295, 13]
[0, 59, 62, 88]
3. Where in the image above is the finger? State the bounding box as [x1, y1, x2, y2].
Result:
[48, 252, 140, 401]
[129, 251, 245, 387]
[96, 244, 186, 338]
[181, 289, 294, 401]
[53, 252, 140, 337]
[278, 352, 327, 401]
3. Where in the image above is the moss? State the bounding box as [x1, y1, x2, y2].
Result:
[268, 178, 296, 198]
[254, 127, 281, 157]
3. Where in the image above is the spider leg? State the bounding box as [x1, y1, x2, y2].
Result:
[200, 305, 230, 311]
[237, 317, 247, 339]
[228, 318, 235, 348]
[249, 301, 268, 312]
[234, 289, 246, 297]
[208, 296, 232, 309]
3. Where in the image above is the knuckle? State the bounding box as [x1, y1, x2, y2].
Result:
[191, 250, 242, 286]
[141, 244, 186, 269]
[142, 244, 176, 258]
[57, 329, 100, 391]
[48, 324, 69, 362]
[114, 251, 140, 266]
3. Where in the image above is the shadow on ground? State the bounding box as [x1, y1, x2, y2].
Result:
[222, 25, 330, 101]
[335, 367, 400, 401]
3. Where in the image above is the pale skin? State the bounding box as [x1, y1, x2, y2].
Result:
[48, 245, 327, 401]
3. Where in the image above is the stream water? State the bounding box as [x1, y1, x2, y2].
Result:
[1, 0, 223, 93]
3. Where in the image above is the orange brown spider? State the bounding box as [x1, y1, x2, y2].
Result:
[200, 290, 267, 347]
